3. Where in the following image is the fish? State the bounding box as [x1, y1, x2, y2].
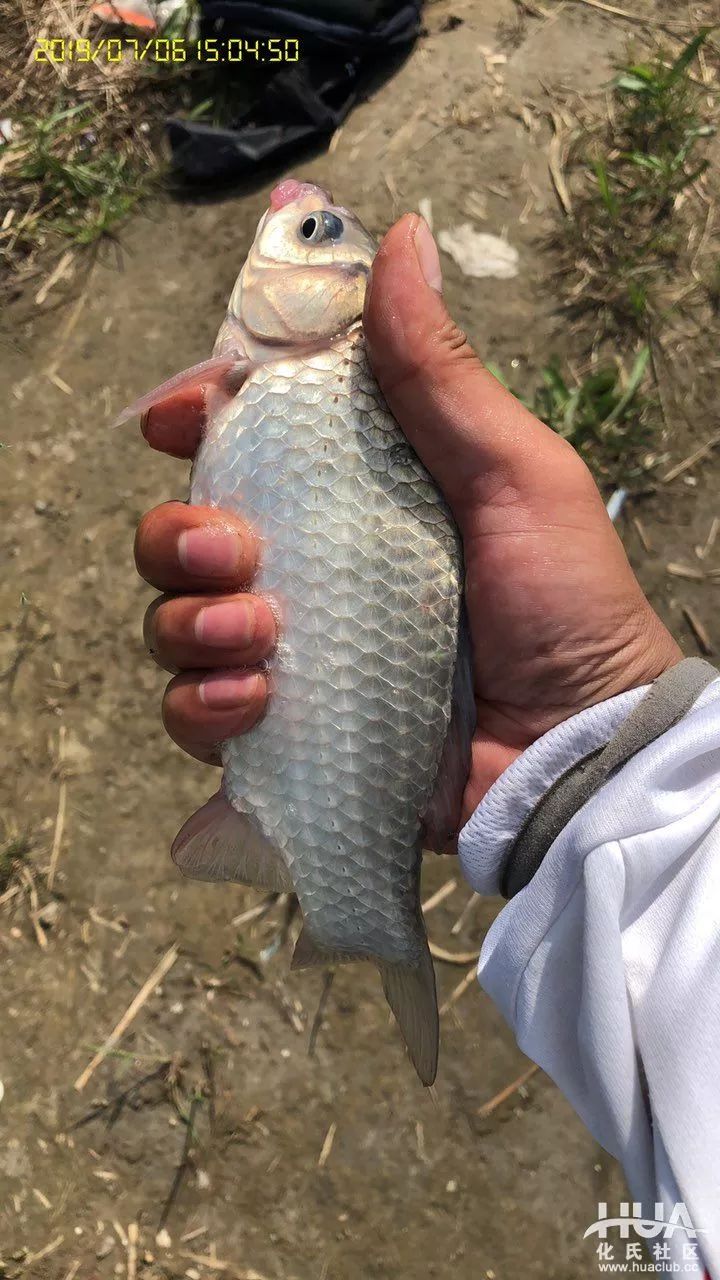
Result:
[119, 178, 474, 1084]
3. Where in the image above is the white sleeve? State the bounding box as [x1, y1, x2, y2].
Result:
[458, 677, 720, 1275]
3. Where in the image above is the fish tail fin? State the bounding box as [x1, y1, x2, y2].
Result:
[292, 924, 438, 1085]
[171, 790, 292, 892]
[379, 943, 439, 1087]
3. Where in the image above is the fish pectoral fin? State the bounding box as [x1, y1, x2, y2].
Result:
[291, 927, 353, 971]
[379, 945, 439, 1087]
[111, 353, 250, 428]
[171, 791, 292, 892]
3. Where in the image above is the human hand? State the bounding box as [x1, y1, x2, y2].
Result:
[134, 406, 276, 766]
[135, 214, 681, 829]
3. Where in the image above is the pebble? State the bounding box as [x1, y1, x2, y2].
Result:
[96, 1236, 115, 1260]
[37, 901, 61, 928]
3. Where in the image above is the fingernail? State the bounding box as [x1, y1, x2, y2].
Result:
[195, 600, 256, 648]
[178, 527, 241, 577]
[414, 218, 443, 293]
[199, 670, 261, 709]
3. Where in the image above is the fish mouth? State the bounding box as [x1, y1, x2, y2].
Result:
[269, 178, 334, 211]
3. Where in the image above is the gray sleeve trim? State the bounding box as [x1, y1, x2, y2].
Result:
[500, 657, 719, 900]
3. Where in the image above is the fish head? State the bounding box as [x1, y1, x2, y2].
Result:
[229, 179, 377, 348]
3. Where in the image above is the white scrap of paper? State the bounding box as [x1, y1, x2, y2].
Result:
[437, 223, 519, 279]
[418, 197, 433, 232]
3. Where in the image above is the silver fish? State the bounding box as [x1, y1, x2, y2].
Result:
[120, 180, 474, 1083]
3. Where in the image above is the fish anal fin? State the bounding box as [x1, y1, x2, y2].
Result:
[112, 354, 249, 428]
[171, 791, 291, 892]
[291, 926, 353, 971]
[379, 944, 439, 1087]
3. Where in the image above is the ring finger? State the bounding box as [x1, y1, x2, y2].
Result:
[145, 591, 277, 672]
[162, 669, 269, 765]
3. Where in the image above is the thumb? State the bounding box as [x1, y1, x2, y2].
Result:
[363, 214, 577, 523]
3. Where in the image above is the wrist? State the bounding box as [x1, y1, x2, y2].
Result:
[459, 657, 717, 899]
[459, 685, 647, 896]
[588, 605, 683, 707]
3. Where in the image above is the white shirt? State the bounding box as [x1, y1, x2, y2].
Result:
[459, 677, 720, 1275]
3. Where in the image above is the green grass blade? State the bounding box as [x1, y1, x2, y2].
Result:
[484, 362, 510, 390]
[561, 387, 582, 438]
[602, 346, 650, 428]
[615, 73, 651, 93]
[666, 28, 713, 86]
[593, 158, 618, 215]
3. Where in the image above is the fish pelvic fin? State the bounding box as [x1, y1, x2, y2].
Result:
[380, 944, 439, 1087]
[171, 791, 292, 892]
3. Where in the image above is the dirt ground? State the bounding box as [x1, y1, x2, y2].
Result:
[1, 1, 718, 1276]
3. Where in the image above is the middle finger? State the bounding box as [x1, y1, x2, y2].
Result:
[145, 591, 277, 672]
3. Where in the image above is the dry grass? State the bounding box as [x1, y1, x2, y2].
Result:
[552, 29, 719, 336]
[0, 0, 194, 299]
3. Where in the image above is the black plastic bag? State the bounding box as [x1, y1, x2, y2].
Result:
[166, 1, 422, 183]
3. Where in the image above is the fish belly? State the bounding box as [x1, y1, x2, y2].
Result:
[190, 334, 462, 967]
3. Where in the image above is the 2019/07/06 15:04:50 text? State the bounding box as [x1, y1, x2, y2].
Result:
[33, 37, 301, 63]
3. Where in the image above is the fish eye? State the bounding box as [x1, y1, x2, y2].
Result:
[299, 211, 344, 244]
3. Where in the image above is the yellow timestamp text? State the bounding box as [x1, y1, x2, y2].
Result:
[34, 36, 301, 64]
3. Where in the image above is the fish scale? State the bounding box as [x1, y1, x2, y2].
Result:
[191, 331, 462, 967]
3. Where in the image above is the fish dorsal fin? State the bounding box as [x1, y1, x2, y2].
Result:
[171, 791, 292, 892]
[379, 945, 439, 1087]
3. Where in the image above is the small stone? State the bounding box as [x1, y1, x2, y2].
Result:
[96, 1236, 115, 1260]
[196, 1169, 210, 1190]
[34, 500, 47, 514]
[38, 901, 61, 928]
[446, 1179, 457, 1193]
[155, 1229, 171, 1250]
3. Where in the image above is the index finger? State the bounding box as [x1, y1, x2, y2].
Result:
[142, 385, 206, 459]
